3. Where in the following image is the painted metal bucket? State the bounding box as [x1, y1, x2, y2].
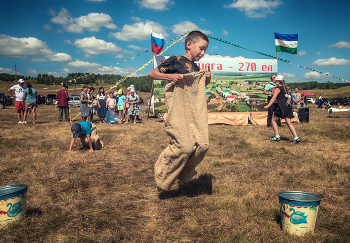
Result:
[278, 191, 322, 236]
[0, 184, 28, 227]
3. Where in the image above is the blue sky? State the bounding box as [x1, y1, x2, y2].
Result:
[0, 0, 349, 83]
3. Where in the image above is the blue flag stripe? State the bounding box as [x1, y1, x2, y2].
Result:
[274, 32, 298, 42]
[151, 35, 164, 48]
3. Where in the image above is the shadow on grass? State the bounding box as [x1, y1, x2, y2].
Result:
[26, 207, 43, 217]
[159, 173, 214, 200]
[273, 208, 282, 230]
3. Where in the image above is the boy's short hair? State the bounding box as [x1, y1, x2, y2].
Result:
[185, 31, 209, 50]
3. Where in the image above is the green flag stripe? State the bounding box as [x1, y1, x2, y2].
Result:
[276, 45, 297, 54]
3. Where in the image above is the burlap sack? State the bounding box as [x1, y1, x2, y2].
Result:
[155, 70, 209, 190]
[80, 123, 104, 150]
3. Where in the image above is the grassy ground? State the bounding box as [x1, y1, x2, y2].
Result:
[0, 84, 350, 242]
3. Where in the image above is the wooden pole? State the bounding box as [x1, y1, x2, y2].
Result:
[148, 52, 155, 119]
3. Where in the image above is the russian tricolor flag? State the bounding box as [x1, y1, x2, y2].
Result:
[151, 32, 165, 55]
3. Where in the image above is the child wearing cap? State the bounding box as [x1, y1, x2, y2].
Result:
[66, 121, 104, 152]
[8, 79, 26, 123]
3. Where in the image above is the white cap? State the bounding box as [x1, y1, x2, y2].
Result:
[18, 79, 24, 83]
[130, 88, 135, 92]
[275, 75, 284, 81]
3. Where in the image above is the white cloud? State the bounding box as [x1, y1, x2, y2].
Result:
[85, 54, 93, 59]
[67, 59, 136, 75]
[51, 8, 117, 33]
[48, 9, 56, 16]
[312, 57, 350, 67]
[296, 50, 306, 56]
[97, 66, 138, 76]
[49, 53, 72, 62]
[75, 13, 117, 32]
[68, 59, 102, 69]
[74, 36, 121, 55]
[137, 0, 173, 11]
[61, 68, 72, 75]
[0, 35, 73, 63]
[224, 0, 282, 18]
[279, 73, 295, 78]
[115, 54, 123, 58]
[51, 8, 71, 26]
[0, 67, 23, 75]
[109, 20, 168, 41]
[172, 21, 212, 35]
[200, 18, 206, 21]
[223, 30, 228, 35]
[0, 35, 53, 58]
[329, 41, 350, 49]
[29, 57, 47, 63]
[315, 52, 321, 56]
[303, 71, 331, 80]
[63, 40, 71, 44]
[127, 45, 145, 51]
[123, 49, 135, 55]
[43, 24, 52, 30]
[26, 69, 38, 76]
[26, 69, 61, 77]
[130, 16, 141, 22]
[57, 29, 64, 34]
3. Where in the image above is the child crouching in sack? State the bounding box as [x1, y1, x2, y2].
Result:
[66, 121, 104, 152]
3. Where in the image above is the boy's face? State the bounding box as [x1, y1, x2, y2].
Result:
[187, 38, 208, 61]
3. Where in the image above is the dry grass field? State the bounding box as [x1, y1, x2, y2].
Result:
[0, 82, 350, 242]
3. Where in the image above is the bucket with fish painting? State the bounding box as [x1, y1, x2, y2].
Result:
[278, 191, 322, 236]
[0, 184, 28, 227]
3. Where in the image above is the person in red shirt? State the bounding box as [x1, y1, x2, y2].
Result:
[56, 85, 69, 122]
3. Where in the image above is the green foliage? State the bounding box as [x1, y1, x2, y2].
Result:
[207, 93, 216, 102]
[287, 81, 349, 90]
[0, 73, 31, 81]
[224, 102, 242, 112]
[122, 76, 152, 92]
[324, 81, 337, 89]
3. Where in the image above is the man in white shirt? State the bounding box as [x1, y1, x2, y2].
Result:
[8, 79, 26, 123]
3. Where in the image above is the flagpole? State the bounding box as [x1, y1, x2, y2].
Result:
[148, 26, 155, 120]
[148, 52, 155, 120]
[276, 51, 279, 73]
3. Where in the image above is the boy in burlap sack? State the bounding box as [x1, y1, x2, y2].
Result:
[148, 31, 211, 191]
[66, 121, 104, 152]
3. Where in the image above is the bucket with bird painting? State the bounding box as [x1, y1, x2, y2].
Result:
[0, 184, 28, 227]
[278, 191, 322, 236]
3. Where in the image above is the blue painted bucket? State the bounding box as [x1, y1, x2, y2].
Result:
[278, 191, 322, 236]
[0, 184, 28, 227]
